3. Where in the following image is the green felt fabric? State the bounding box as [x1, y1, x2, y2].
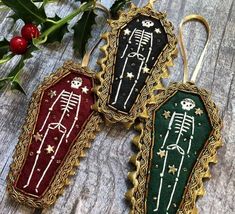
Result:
[146, 91, 212, 214]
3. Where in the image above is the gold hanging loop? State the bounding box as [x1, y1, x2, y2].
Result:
[81, 2, 111, 67]
[178, 14, 211, 83]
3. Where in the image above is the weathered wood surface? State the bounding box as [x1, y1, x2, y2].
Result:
[0, 0, 234, 213]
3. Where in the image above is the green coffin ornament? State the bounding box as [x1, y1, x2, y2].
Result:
[126, 82, 222, 214]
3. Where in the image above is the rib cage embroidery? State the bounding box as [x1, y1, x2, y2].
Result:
[155, 98, 196, 212]
[109, 15, 168, 113]
[15, 73, 94, 197]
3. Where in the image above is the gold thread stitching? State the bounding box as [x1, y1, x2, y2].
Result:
[94, 3, 177, 127]
[127, 82, 223, 214]
[7, 61, 103, 208]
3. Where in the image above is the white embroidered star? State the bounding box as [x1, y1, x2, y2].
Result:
[157, 149, 166, 159]
[155, 28, 161, 34]
[195, 108, 203, 116]
[45, 145, 54, 154]
[82, 86, 89, 94]
[163, 110, 171, 119]
[33, 132, 43, 142]
[168, 165, 178, 175]
[124, 28, 131, 35]
[48, 90, 56, 98]
[127, 72, 134, 80]
[143, 66, 150, 73]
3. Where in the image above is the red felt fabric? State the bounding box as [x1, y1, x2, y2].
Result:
[15, 70, 94, 198]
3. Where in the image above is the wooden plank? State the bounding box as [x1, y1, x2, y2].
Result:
[0, 0, 234, 213]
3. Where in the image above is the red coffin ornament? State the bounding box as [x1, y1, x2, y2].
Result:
[7, 61, 103, 208]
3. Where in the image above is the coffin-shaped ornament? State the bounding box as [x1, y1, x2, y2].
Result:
[126, 15, 223, 214]
[126, 82, 222, 214]
[7, 61, 103, 208]
[94, 2, 177, 127]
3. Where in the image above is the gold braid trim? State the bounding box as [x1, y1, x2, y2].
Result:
[127, 82, 223, 214]
[7, 61, 103, 208]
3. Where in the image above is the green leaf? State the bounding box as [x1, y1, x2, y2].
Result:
[74, 0, 95, 3]
[0, 39, 10, 59]
[10, 80, 26, 94]
[8, 13, 21, 22]
[0, 53, 14, 65]
[7, 45, 38, 78]
[0, 44, 38, 94]
[0, 78, 8, 91]
[32, 0, 57, 4]
[110, 0, 130, 18]
[73, 10, 96, 57]
[2, 0, 47, 24]
[41, 15, 69, 44]
[4, 44, 38, 94]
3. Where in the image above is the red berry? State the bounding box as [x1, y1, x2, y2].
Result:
[10, 36, 28, 55]
[21, 23, 40, 41]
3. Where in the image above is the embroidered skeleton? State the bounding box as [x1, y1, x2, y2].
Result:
[154, 98, 195, 212]
[23, 77, 82, 193]
[112, 20, 157, 109]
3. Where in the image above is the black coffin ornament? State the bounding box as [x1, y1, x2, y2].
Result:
[95, 3, 177, 126]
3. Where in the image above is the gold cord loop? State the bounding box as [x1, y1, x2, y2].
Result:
[179, 14, 211, 83]
[81, 2, 111, 67]
[95, 2, 111, 19]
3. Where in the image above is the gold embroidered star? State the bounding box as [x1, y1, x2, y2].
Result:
[155, 28, 161, 34]
[163, 110, 171, 119]
[33, 132, 43, 142]
[48, 90, 56, 98]
[157, 149, 166, 159]
[143, 66, 150, 73]
[45, 145, 55, 154]
[168, 165, 178, 175]
[82, 86, 89, 94]
[124, 28, 131, 35]
[195, 108, 203, 116]
[127, 72, 134, 80]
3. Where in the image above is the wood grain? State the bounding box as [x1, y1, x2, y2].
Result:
[0, 0, 234, 213]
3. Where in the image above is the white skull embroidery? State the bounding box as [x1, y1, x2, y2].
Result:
[181, 98, 195, 111]
[71, 77, 82, 89]
[142, 20, 154, 28]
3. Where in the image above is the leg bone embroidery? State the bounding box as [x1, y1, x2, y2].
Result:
[112, 20, 154, 110]
[154, 98, 195, 212]
[23, 78, 82, 193]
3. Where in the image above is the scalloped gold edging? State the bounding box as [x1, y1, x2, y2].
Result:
[7, 61, 103, 208]
[126, 82, 223, 214]
[93, 3, 177, 128]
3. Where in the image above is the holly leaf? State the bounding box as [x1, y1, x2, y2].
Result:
[41, 15, 69, 44]
[73, 10, 96, 57]
[2, 44, 38, 94]
[10, 80, 26, 94]
[8, 13, 21, 22]
[110, 0, 130, 18]
[0, 79, 8, 91]
[8, 44, 38, 78]
[32, 0, 57, 4]
[0, 39, 10, 59]
[1, 0, 47, 24]
[74, 0, 95, 3]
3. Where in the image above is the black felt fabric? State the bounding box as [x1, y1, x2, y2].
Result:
[108, 14, 168, 113]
